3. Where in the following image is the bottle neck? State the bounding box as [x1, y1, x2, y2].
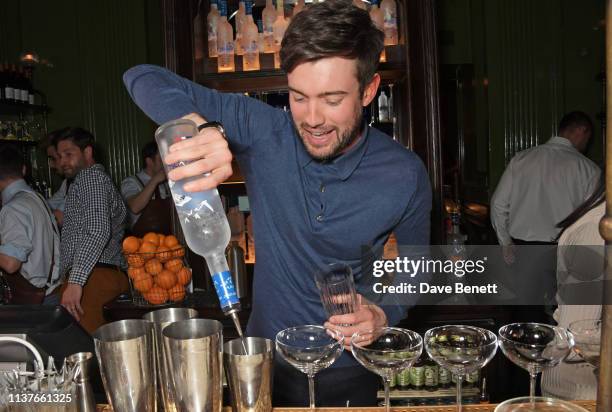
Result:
[206, 251, 230, 275]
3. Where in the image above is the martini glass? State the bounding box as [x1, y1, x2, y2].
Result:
[568, 318, 601, 372]
[498, 323, 574, 404]
[425, 325, 498, 412]
[275, 325, 343, 409]
[351, 327, 422, 412]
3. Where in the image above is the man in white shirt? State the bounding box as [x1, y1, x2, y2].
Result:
[120, 141, 172, 237]
[491, 111, 600, 263]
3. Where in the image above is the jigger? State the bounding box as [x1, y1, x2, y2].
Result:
[66, 352, 96, 412]
[163, 319, 223, 412]
[93, 319, 156, 412]
[143, 307, 199, 411]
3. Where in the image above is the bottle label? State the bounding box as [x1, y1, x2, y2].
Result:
[439, 367, 451, 384]
[212, 270, 239, 309]
[383, 9, 397, 27]
[424, 365, 439, 386]
[5, 87, 14, 100]
[21, 89, 28, 102]
[410, 366, 424, 387]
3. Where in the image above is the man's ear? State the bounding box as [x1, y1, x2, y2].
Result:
[362, 73, 381, 107]
[84, 146, 93, 161]
[22, 165, 27, 177]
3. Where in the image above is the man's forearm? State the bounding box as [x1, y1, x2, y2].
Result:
[0, 252, 22, 274]
[127, 180, 159, 214]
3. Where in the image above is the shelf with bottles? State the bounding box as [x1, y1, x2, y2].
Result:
[196, 0, 405, 82]
[0, 119, 46, 145]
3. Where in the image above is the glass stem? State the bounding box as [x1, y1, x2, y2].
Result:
[456, 374, 463, 412]
[384, 378, 391, 412]
[308, 375, 315, 410]
[529, 372, 537, 404]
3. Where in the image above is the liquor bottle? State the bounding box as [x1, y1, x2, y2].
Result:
[242, 1, 260, 71]
[272, 0, 288, 69]
[262, 0, 276, 53]
[378, 90, 389, 123]
[155, 119, 244, 338]
[380, 0, 398, 46]
[369, 0, 386, 62]
[438, 366, 452, 389]
[397, 367, 411, 389]
[235, 1, 246, 56]
[217, 0, 236, 73]
[292, 0, 306, 17]
[207, 0, 220, 57]
[410, 355, 425, 391]
[447, 210, 467, 262]
[465, 369, 480, 389]
[424, 356, 439, 392]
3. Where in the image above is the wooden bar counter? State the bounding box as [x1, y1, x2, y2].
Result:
[96, 402, 597, 411]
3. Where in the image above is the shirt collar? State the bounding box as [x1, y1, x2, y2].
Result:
[74, 163, 104, 181]
[1, 179, 33, 205]
[297, 123, 370, 181]
[547, 136, 575, 149]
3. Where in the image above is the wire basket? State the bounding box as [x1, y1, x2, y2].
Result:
[124, 246, 192, 307]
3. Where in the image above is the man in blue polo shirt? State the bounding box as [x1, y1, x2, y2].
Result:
[124, 0, 431, 406]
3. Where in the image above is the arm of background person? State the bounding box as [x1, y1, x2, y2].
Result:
[490, 161, 514, 247]
[0, 203, 33, 274]
[121, 172, 165, 215]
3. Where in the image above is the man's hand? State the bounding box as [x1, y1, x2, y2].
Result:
[324, 294, 388, 350]
[152, 168, 167, 185]
[61, 283, 84, 321]
[502, 244, 516, 266]
[163, 113, 233, 192]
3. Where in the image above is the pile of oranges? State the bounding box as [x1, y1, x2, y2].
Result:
[122, 232, 192, 305]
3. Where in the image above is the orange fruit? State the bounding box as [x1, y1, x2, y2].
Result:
[133, 273, 153, 293]
[143, 232, 160, 246]
[127, 254, 145, 268]
[168, 284, 186, 302]
[128, 266, 146, 280]
[122, 236, 140, 253]
[165, 258, 183, 273]
[155, 269, 177, 290]
[158, 234, 166, 245]
[144, 286, 168, 305]
[139, 241, 157, 254]
[156, 245, 172, 262]
[145, 258, 163, 275]
[176, 267, 192, 286]
[164, 235, 179, 248]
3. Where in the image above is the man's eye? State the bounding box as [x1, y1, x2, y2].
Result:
[326, 100, 342, 106]
[293, 96, 305, 103]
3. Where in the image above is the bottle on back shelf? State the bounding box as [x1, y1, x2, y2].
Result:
[242, 1, 260, 71]
[235, 1, 246, 56]
[272, 0, 288, 69]
[369, 0, 386, 62]
[380, 0, 398, 45]
[207, 0, 220, 57]
[410, 354, 425, 391]
[446, 210, 467, 263]
[217, 0, 236, 73]
[262, 0, 276, 53]
[424, 356, 439, 392]
[155, 119, 244, 337]
[292, 0, 306, 17]
[438, 366, 452, 389]
[378, 90, 389, 123]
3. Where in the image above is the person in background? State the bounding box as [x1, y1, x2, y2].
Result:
[123, 0, 431, 405]
[541, 174, 604, 400]
[45, 127, 69, 227]
[491, 111, 600, 259]
[120, 141, 172, 237]
[0, 144, 62, 305]
[55, 128, 129, 333]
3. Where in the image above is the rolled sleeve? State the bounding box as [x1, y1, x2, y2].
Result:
[0, 206, 33, 263]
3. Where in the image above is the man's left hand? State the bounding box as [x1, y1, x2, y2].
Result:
[61, 283, 84, 321]
[324, 294, 387, 350]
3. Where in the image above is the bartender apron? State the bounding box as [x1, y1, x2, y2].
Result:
[131, 177, 173, 237]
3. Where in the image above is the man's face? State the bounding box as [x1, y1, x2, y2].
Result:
[287, 57, 376, 161]
[46, 145, 62, 176]
[575, 127, 592, 153]
[57, 140, 89, 179]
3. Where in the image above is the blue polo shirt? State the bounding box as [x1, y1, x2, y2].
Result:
[124, 65, 432, 367]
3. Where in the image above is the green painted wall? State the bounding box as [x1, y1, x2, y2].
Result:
[439, 0, 605, 198]
[0, 0, 163, 185]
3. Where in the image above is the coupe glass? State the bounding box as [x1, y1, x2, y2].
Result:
[498, 323, 574, 403]
[425, 325, 498, 412]
[275, 325, 344, 409]
[494, 396, 590, 412]
[315, 263, 358, 318]
[351, 327, 422, 412]
[568, 318, 601, 371]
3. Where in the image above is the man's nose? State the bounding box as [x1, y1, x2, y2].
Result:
[306, 102, 324, 127]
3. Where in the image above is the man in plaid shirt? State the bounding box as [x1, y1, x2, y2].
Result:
[55, 128, 129, 333]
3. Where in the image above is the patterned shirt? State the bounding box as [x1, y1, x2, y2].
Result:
[60, 164, 127, 286]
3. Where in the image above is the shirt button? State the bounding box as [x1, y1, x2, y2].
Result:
[320, 184, 326, 193]
[316, 214, 324, 222]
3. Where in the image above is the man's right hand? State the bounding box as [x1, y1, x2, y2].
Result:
[502, 244, 516, 266]
[152, 168, 167, 185]
[163, 113, 233, 192]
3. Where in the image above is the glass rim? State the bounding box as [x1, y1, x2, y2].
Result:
[568, 318, 602, 330]
[155, 118, 198, 137]
[275, 324, 344, 350]
[350, 326, 423, 353]
[494, 396, 590, 412]
[498, 322, 570, 346]
[425, 324, 498, 347]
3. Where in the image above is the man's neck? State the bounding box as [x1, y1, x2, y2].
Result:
[0, 177, 21, 193]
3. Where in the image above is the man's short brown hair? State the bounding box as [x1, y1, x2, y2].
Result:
[280, 0, 384, 94]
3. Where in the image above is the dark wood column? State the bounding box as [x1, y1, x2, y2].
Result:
[161, 0, 197, 79]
